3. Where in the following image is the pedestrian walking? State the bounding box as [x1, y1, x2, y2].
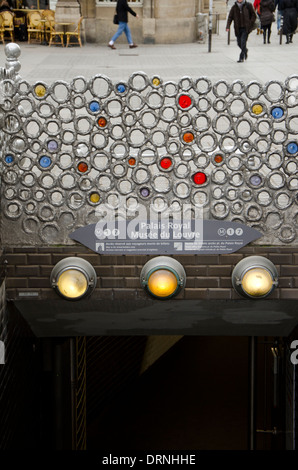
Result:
[253, 0, 263, 34]
[226, 0, 256, 62]
[259, 0, 275, 43]
[274, 0, 284, 33]
[280, 0, 298, 43]
[108, 0, 139, 50]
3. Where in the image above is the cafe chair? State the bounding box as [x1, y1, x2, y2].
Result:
[65, 16, 83, 47]
[1, 11, 14, 42]
[27, 11, 42, 44]
[41, 9, 55, 41]
[0, 15, 5, 44]
[48, 21, 64, 47]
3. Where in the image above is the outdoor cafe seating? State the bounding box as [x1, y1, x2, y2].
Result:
[0, 5, 83, 47]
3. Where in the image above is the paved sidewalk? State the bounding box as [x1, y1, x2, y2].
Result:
[0, 19, 297, 84]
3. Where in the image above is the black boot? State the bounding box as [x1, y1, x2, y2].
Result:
[286, 34, 290, 43]
[268, 30, 271, 43]
[263, 31, 266, 43]
[290, 34, 293, 43]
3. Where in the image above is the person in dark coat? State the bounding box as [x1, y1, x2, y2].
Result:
[280, 0, 298, 43]
[259, 0, 275, 43]
[108, 0, 139, 49]
[226, 0, 257, 62]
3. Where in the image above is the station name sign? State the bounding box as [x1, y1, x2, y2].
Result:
[70, 219, 262, 255]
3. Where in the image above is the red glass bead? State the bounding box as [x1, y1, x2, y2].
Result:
[193, 172, 207, 185]
[160, 157, 172, 169]
[178, 95, 192, 109]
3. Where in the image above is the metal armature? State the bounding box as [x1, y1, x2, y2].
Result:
[0, 43, 298, 246]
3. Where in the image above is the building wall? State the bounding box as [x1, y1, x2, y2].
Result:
[77, 0, 227, 44]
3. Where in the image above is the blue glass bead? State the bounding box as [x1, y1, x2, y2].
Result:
[89, 101, 100, 112]
[271, 107, 284, 119]
[287, 142, 298, 155]
[39, 156, 52, 168]
[5, 155, 14, 164]
[117, 84, 126, 93]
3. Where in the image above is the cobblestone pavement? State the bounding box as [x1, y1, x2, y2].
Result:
[0, 18, 297, 84]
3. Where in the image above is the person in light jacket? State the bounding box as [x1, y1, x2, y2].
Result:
[108, 0, 139, 50]
[226, 0, 256, 62]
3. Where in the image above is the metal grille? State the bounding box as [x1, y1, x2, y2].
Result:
[1, 44, 298, 247]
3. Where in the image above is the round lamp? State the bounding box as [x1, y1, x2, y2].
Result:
[232, 256, 278, 299]
[50, 257, 97, 300]
[140, 256, 186, 299]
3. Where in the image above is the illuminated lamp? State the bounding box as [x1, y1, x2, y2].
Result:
[232, 256, 278, 299]
[140, 256, 186, 299]
[50, 257, 97, 300]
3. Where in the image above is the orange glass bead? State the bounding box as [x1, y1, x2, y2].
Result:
[214, 154, 223, 163]
[97, 117, 107, 127]
[78, 162, 88, 173]
[128, 157, 136, 166]
[183, 132, 194, 143]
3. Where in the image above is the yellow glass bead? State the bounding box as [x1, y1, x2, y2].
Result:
[252, 104, 263, 115]
[90, 192, 100, 204]
[35, 84, 46, 97]
[152, 77, 160, 86]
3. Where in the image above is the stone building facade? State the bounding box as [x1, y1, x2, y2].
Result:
[52, 0, 227, 45]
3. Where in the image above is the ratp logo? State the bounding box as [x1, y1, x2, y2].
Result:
[0, 340, 5, 365]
